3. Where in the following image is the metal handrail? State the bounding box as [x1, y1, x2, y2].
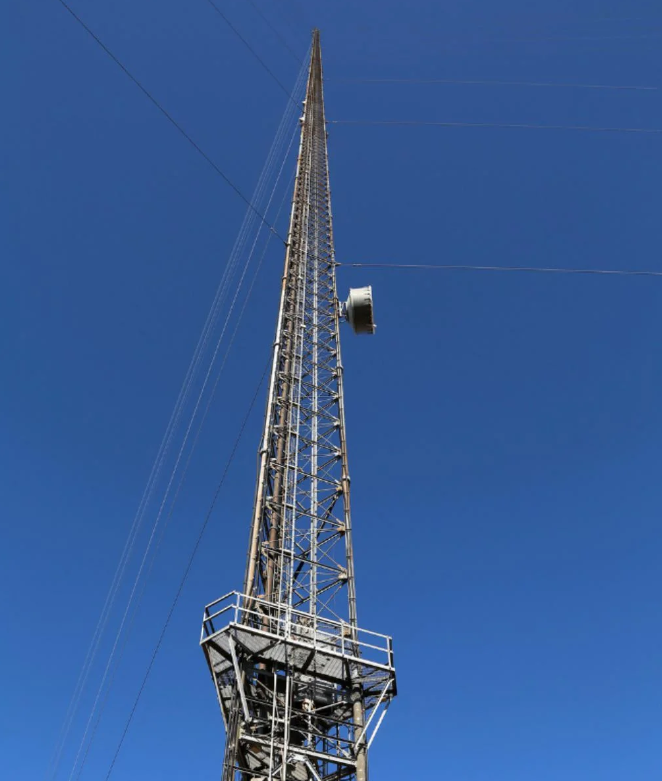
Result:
[200, 591, 393, 665]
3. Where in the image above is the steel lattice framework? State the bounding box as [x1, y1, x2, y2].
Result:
[201, 31, 396, 781]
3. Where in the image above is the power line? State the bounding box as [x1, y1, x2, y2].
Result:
[244, 0, 303, 63]
[46, 35, 305, 775]
[330, 119, 662, 134]
[342, 262, 662, 278]
[60, 60, 304, 778]
[55, 0, 284, 242]
[74, 170, 292, 777]
[67, 131, 299, 781]
[203, 0, 299, 106]
[272, 0, 313, 29]
[103, 361, 270, 780]
[333, 77, 658, 91]
[262, 0, 308, 44]
[381, 31, 662, 48]
[504, 33, 662, 42]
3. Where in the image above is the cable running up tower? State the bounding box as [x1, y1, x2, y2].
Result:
[200, 30, 396, 781]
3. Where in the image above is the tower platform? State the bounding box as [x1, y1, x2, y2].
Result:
[201, 592, 396, 779]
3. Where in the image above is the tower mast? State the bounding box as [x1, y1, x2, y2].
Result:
[201, 30, 396, 781]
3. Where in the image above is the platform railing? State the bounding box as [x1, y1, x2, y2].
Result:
[201, 591, 394, 669]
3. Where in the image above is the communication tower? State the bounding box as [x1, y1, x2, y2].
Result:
[200, 30, 396, 781]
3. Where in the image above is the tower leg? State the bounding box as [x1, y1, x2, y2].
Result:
[221, 691, 243, 781]
[352, 684, 368, 781]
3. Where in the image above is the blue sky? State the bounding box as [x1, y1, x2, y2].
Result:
[3, 1, 662, 779]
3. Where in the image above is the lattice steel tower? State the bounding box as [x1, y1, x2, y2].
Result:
[200, 30, 396, 781]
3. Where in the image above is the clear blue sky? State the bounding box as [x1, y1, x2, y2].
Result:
[3, 1, 662, 779]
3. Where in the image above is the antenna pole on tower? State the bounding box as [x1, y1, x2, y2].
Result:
[200, 30, 396, 781]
